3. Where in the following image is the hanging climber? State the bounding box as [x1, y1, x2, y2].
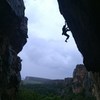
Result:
[62, 22, 70, 42]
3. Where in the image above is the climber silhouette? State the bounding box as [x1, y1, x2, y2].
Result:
[62, 22, 70, 42]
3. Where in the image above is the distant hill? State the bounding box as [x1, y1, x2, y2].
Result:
[22, 76, 52, 84]
[22, 76, 64, 85]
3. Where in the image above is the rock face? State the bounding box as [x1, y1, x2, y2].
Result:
[57, 0, 100, 99]
[72, 64, 87, 93]
[64, 64, 93, 94]
[0, 0, 28, 100]
[64, 64, 94, 98]
[72, 64, 93, 94]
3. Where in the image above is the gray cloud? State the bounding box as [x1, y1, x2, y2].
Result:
[19, 35, 83, 79]
[19, 0, 83, 79]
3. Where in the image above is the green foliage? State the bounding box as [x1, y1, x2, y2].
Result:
[17, 84, 96, 100]
[17, 88, 41, 100]
[17, 85, 62, 100]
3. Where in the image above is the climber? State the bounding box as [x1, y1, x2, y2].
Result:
[62, 22, 70, 42]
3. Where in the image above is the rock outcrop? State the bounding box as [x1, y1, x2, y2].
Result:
[63, 64, 95, 98]
[72, 64, 87, 93]
[72, 64, 93, 94]
[57, 0, 100, 99]
[0, 0, 28, 100]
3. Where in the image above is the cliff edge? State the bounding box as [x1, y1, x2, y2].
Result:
[57, 0, 100, 100]
[0, 0, 28, 99]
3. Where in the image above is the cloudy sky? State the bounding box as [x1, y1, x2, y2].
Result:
[18, 0, 83, 79]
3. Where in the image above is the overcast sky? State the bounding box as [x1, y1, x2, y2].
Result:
[18, 0, 83, 79]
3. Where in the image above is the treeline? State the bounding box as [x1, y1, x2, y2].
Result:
[16, 84, 96, 100]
